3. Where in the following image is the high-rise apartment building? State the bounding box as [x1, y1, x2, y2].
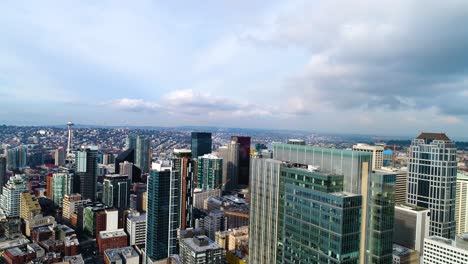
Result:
[20, 192, 41, 220]
[0, 175, 28, 217]
[407, 133, 457, 239]
[52, 173, 73, 207]
[231, 136, 250, 187]
[75, 146, 99, 201]
[353, 143, 384, 170]
[197, 154, 223, 191]
[103, 174, 130, 210]
[6, 146, 27, 170]
[456, 173, 468, 234]
[180, 235, 224, 264]
[191, 132, 212, 158]
[146, 161, 178, 262]
[135, 136, 151, 174]
[393, 204, 430, 256]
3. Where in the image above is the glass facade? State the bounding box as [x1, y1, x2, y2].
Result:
[278, 165, 361, 264]
[197, 154, 223, 190]
[273, 144, 372, 194]
[363, 172, 396, 264]
[191, 132, 212, 158]
[136, 136, 151, 174]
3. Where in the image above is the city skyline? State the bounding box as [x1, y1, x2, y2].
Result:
[2, 1, 468, 136]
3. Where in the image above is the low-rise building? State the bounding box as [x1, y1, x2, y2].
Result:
[180, 235, 224, 264]
[104, 246, 139, 264]
[97, 229, 128, 254]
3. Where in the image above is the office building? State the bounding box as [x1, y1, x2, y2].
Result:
[193, 189, 221, 210]
[287, 139, 306, 145]
[203, 210, 227, 241]
[392, 244, 416, 264]
[173, 149, 195, 230]
[249, 156, 281, 264]
[20, 192, 41, 220]
[55, 147, 66, 167]
[146, 161, 178, 261]
[0, 175, 28, 217]
[361, 171, 396, 264]
[126, 213, 146, 246]
[52, 173, 73, 207]
[180, 235, 224, 264]
[97, 229, 128, 254]
[62, 194, 90, 223]
[135, 136, 151, 174]
[279, 164, 362, 264]
[75, 146, 99, 201]
[231, 136, 250, 186]
[125, 135, 137, 150]
[114, 149, 141, 182]
[217, 141, 239, 191]
[353, 143, 384, 170]
[0, 156, 6, 194]
[393, 204, 430, 256]
[215, 226, 249, 251]
[456, 173, 468, 234]
[103, 174, 130, 210]
[6, 146, 27, 170]
[197, 154, 223, 190]
[423, 235, 468, 264]
[407, 133, 457, 239]
[191, 132, 212, 158]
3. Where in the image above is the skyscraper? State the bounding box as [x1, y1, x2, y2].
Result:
[146, 161, 179, 262]
[66, 121, 74, 158]
[173, 149, 195, 230]
[0, 175, 28, 217]
[114, 148, 141, 182]
[407, 132, 457, 239]
[231, 136, 250, 187]
[353, 143, 384, 170]
[456, 173, 468, 234]
[75, 146, 99, 201]
[55, 147, 66, 167]
[191, 132, 212, 158]
[0, 156, 6, 194]
[103, 174, 130, 210]
[119, 161, 133, 181]
[125, 134, 137, 150]
[197, 154, 223, 191]
[135, 136, 151, 174]
[52, 173, 73, 207]
[217, 141, 239, 191]
[249, 156, 281, 264]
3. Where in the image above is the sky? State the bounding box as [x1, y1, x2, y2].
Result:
[2, 0, 468, 138]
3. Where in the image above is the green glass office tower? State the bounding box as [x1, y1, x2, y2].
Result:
[278, 165, 362, 264]
[136, 136, 151, 174]
[197, 154, 223, 190]
[191, 132, 212, 158]
[361, 171, 395, 264]
[146, 161, 179, 262]
[103, 174, 130, 210]
[52, 173, 73, 207]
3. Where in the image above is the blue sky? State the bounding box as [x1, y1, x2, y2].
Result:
[2, 0, 468, 137]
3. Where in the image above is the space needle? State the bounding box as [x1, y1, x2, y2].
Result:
[66, 121, 74, 158]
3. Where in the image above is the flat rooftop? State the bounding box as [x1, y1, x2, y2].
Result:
[99, 229, 127, 239]
[183, 235, 220, 252]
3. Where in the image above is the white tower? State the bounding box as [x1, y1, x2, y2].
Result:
[66, 121, 74, 157]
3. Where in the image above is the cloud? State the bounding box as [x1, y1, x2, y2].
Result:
[107, 89, 278, 118]
[243, 0, 468, 115]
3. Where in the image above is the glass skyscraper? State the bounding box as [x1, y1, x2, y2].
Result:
[146, 161, 179, 262]
[103, 174, 131, 210]
[75, 146, 99, 201]
[197, 154, 223, 191]
[191, 132, 212, 158]
[136, 136, 151, 174]
[407, 133, 457, 239]
[231, 136, 250, 186]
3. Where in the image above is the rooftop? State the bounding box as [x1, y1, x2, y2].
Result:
[393, 244, 413, 257]
[416, 132, 451, 142]
[127, 213, 146, 222]
[183, 235, 220, 252]
[99, 229, 127, 239]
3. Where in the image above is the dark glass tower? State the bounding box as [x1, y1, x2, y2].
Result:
[75, 146, 99, 201]
[173, 149, 195, 230]
[231, 136, 250, 187]
[191, 132, 212, 158]
[114, 148, 141, 182]
[103, 174, 131, 210]
[0, 156, 6, 194]
[146, 162, 179, 261]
